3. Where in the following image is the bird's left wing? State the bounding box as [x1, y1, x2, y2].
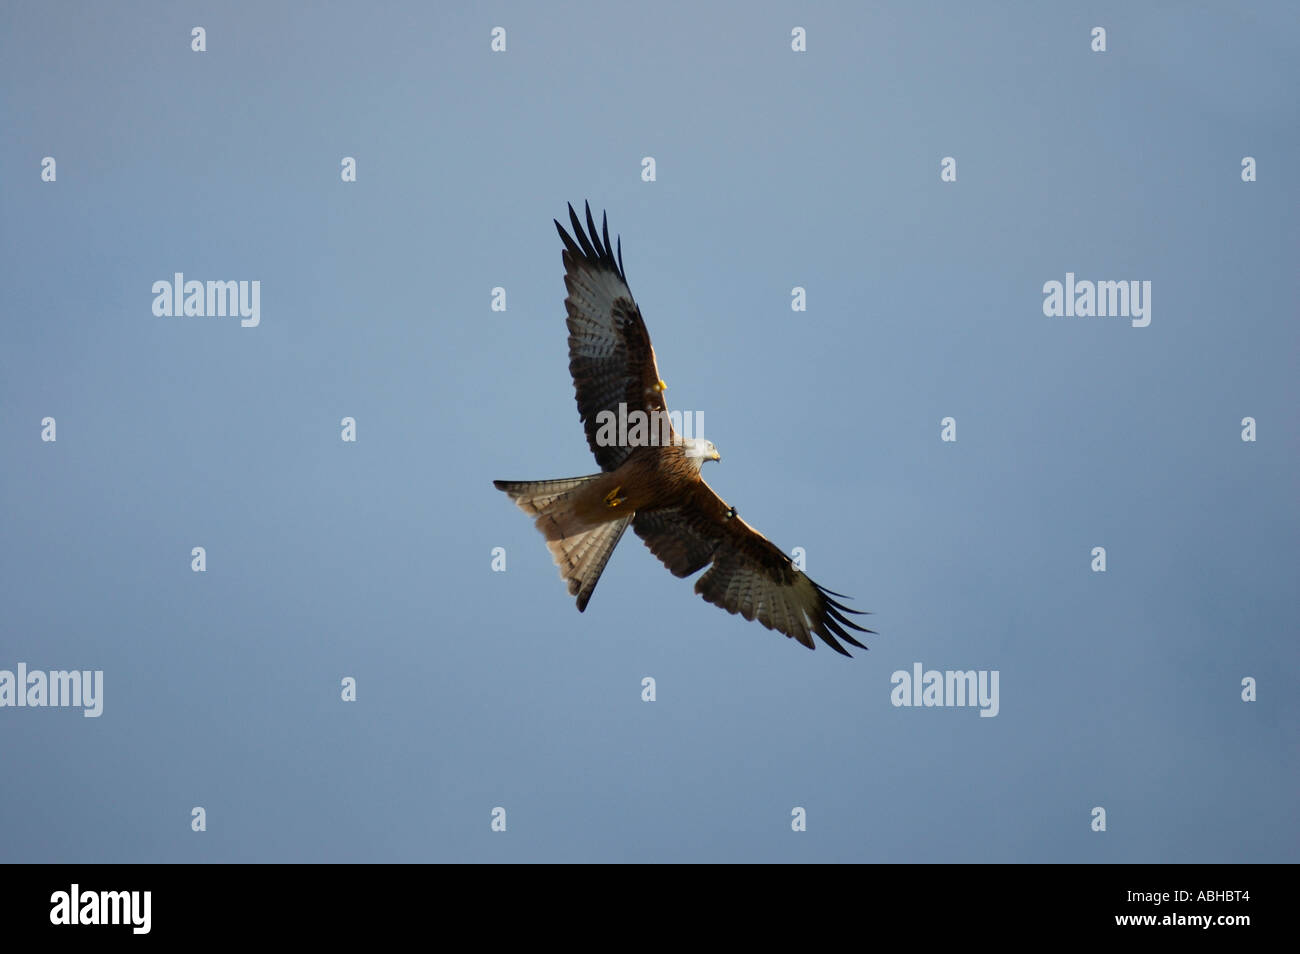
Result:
[632, 483, 873, 656]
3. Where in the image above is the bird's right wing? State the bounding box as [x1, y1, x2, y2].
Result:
[556, 202, 674, 472]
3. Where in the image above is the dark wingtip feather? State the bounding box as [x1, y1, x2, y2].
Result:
[824, 594, 870, 615]
[556, 202, 627, 284]
[828, 600, 870, 618]
[586, 203, 610, 269]
[820, 629, 853, 657]
[818, 585, 867, 605]
[555, 219, 582, 257]
[827, 604, 873, 633]
[814, 581, 873, 626]
[824, 614, 869, 650]
[807, 579, 873, 654]
[568, 204, 597, 258]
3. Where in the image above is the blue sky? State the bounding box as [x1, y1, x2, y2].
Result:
[1, 1, 1296, 862]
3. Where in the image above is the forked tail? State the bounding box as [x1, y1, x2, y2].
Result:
[493, 475, 631, 611]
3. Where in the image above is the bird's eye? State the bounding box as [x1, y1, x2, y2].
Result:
[725, 507, 737, 519]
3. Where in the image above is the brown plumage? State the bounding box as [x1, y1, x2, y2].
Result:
[493, 203, 874, 656]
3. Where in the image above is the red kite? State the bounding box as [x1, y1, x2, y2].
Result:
[494, 203, 873, 655]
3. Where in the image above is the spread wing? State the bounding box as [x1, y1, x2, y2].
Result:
[632, 483, 873, 656]
[555, 202, 674, 472]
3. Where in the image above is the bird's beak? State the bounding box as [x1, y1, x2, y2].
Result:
[712, 450, 721, 461]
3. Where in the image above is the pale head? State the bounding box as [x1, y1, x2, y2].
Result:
[683, 438, 721, 465]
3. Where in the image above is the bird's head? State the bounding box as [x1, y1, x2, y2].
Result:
[684, 438, 721, 465]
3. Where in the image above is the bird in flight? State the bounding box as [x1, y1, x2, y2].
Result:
[493, 203, 873, 655]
